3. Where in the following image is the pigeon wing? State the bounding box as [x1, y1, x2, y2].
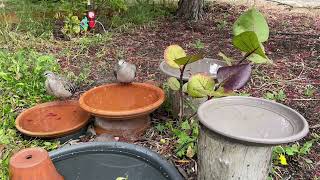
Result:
[56, 75, 77, 94]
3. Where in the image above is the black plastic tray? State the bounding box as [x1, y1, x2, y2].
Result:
[49, 142, 183, 180]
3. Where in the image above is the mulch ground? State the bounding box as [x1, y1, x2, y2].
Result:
[50, 2, 319, 179]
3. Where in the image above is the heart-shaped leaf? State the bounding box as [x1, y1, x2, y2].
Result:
[217, 63, 252, 90]
[233, 8, 269, 42]
[187, 73, 215, 98]
[174, 53, 204, 66]
[233, 31, 267, 59]
[167, 77, 180, 91]
[164, 45, 186, 69]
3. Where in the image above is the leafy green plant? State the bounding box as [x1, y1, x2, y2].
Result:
[155, 119, 199, 158]
[191, 39, 205, 49]
[173, 119, 198, 158]
[272, 134, 319, 166]
[304, 84, 316, 97]
[163, 8, 271, 158]
[263, 89, 286, 102]
[62, 14, 81, 37]
[164, 8, 271, 120]
[0, 49, 61, 178]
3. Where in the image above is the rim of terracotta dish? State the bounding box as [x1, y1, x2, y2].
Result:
[15, 100, 90, 137]
[79, 83, 165, 117]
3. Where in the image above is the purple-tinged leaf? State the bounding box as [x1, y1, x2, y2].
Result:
[217, 63, 252, 90]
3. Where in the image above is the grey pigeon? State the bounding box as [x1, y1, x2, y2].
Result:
[113, 60, 136, 83]
[43, 71, 76, 99]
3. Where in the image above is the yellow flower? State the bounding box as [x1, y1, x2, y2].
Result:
[160, 139, 166, 144]
[279, 154, 288, 165]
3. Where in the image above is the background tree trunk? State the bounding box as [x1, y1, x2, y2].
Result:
[198, 125, 273, 180]
[176, 0, 204, 21]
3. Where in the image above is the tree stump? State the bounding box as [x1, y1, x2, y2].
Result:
[198, 125, 273, 180]
[176, 0, 204, 20]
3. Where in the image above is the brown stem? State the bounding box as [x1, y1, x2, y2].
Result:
[186, 111, 197, 122]
[178, 58, 191, 122]
[178, 67, 184, 122]
[237, 47, 259, 65]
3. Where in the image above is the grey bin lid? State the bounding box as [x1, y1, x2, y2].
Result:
[159, 58, 227, 80]
[197, 96, 309, 145]
[49, 142, 183, 180]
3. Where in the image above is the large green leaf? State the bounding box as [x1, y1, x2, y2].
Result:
[187, 73, 214, 98]
[174, 53, 204, 66]
[248, 53, 272, 64]
[164, 45, 186, 69]
[233, 31, 269, 63]
[167, 77, 180, 91]
[233, 8, 269, 42]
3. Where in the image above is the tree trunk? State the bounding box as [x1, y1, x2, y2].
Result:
[198, 125, 273, 180]
[176, 0, 204, 21]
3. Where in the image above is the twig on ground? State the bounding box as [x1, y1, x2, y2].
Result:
[270, 31, 320, 38]
[310, 124, 320, 129]
[291, 98, 320, 101]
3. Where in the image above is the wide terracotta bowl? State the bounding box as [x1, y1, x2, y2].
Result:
[79, 83, 165, 119]
[16, 100, 90, 138]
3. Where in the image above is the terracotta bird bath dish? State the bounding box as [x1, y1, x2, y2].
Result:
[79, 83, 165, 139]
[15, 100, 90, 139]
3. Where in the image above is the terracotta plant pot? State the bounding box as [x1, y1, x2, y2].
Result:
[79, 83, 165, 138]
[16, 100, 90, 138]
[10, 147, 63, 180]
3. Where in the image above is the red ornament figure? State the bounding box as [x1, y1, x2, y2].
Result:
[88, 11, 96, 29]
[87, 0, 96, 30]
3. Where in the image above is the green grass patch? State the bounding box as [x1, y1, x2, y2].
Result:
[0, 49, 61, 179]
[0, 0, 174, 39]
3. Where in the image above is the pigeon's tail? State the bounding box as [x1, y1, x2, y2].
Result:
[65, 82, 78, 94]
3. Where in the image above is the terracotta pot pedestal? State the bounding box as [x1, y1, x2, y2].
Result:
[79, 83, 165, 141]
[94, 116, 151, 139]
